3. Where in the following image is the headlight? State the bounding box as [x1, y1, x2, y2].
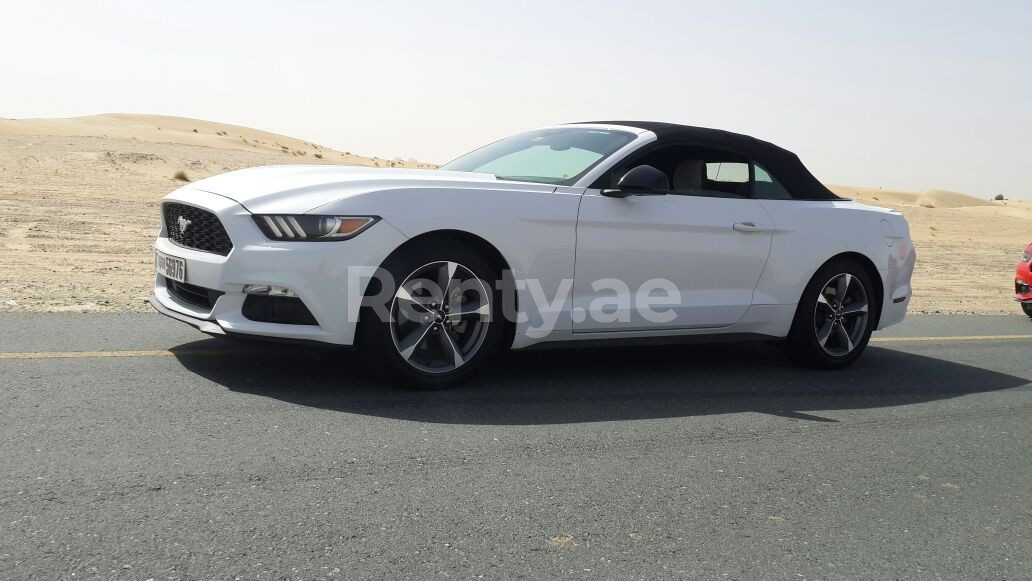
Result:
[252, 215, 378, 241]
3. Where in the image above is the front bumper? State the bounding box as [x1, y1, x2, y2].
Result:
[149, 294, 225, 335]
[1016, 259, 1032, 302]
[151, 188, 408, 345]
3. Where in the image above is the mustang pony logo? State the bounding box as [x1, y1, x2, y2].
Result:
[177, 216, 192, 234]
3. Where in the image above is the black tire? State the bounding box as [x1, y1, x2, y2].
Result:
[786, 258, 879, 369]
[1022, 302, 1032, 319]
[358, 238, 506, 389]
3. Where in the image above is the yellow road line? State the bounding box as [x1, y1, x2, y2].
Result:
[871, 334, 1032, 343]
[0, 349, 231, 360]
[1, 334, 1030, 360]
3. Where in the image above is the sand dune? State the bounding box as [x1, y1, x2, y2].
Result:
[0, 113, 329, 156]
[828, 185, 999, 209]
[0, 115, 1029, 315]
[0, 113, 433, 168]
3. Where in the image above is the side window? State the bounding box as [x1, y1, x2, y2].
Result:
[602, 146, 797, 199]
[753, 165, 792, 200]
[706, 162, 750, 184]
[609, 145, 753, 198]
[670, 152, 751, 197]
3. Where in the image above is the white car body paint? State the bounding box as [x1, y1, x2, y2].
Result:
[151, 124, 915, 351]
[572, 189, 773, 332]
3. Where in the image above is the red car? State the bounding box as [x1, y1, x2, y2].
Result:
[1018, 242, 1032, 317]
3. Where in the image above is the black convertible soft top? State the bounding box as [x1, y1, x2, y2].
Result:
[576, 121, 841, 201]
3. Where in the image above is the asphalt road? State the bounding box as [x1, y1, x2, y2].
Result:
[2, 313, 1031, 580]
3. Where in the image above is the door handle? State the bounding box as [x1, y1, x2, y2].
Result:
[732, 222, 768, 233]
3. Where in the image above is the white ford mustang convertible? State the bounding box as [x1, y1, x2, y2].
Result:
[151, 122, 915, 387]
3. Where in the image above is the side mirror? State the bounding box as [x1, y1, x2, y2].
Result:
[602, 165, 670, 198]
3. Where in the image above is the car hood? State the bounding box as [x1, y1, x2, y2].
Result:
[188, 165, 501, 214]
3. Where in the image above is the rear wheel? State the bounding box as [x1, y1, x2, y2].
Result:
[359, 239, 504, 388]
[1022, 302, 1032, 319]
[787, 258, 878, 369]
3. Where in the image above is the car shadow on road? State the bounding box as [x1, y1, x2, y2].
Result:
[171, 339, 1029, 425]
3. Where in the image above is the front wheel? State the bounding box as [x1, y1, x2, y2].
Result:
[1022, 302, 1032, 319]
[786, 259, 879, 369]
[358, 239, 505, 388]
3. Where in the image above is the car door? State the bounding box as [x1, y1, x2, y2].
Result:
[572, 146, 773, 332]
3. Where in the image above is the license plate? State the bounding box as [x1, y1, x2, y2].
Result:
[155, 251, 186, 283]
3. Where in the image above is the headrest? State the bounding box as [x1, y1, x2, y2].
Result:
[672, 160, 704, 190]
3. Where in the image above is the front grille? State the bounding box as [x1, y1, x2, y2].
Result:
[166, 278, 225, 310]
[163, 202, 233, 256]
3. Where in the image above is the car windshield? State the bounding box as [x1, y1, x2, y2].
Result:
[441, 127, 636, 185]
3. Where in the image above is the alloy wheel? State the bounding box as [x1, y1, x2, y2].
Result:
[813, 272, 869, 357]
[389, 261, 492, 374]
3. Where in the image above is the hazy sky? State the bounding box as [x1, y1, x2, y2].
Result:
[3, 0, 1030, 197]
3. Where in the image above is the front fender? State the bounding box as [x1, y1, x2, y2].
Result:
[311, 185, 582, 344]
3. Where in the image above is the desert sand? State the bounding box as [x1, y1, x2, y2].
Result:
[1, 114, 1029, 315]
[0, 114, 433, 312]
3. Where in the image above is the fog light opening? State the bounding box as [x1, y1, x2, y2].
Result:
[243, 284, 297, 297]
